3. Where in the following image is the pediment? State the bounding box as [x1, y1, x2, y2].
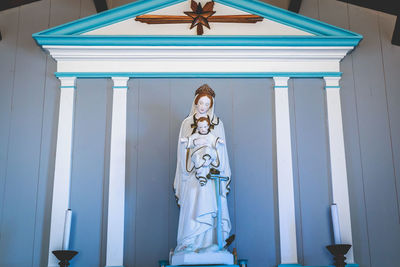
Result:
[83, 1, 313, 36]
[33, 0, 362, 47]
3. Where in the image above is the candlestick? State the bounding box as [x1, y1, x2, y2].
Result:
[331, 204, 341, 244]
[62, 209, 72, 250]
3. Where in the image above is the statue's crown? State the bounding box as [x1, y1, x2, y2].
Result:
[195, 84, 215, 98]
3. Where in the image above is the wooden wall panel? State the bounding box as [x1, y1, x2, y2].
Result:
[0, 1, 49, 265]
[379, 12, 400, 228]
[0, 7, 19, 250]
[348, 4, 400, 267]
[232, 79, 277, 266]
[291, 79, 332, 266]
[69, 79, 109, 266]
[134, 80, 171, 266]
[124, 78, 140, 267]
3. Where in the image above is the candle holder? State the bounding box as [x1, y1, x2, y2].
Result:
[52, 250, 78, 267]
[326, 244, 351, 267]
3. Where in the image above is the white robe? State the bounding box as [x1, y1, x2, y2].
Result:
[174, 113, 231, 253]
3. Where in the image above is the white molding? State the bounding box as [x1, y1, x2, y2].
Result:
[48, 77, 76, 266]
[105, 77, 129, 267]
[42, 45, 352, 73]
[273, 77, 298, 264]
[324, 77, 354, 263]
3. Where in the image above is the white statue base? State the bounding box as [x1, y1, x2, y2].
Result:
[171, 250, 234, 266]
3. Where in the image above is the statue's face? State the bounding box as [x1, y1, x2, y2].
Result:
[196, 96, 211, 115]
[198, 120, 209, 134]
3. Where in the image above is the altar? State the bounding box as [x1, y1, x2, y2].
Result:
[33, 0, 362, 266]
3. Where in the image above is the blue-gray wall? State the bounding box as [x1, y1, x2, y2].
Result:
[0, 0, 399, 266]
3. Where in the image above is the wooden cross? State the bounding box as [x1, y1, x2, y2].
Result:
[135, 0, 264, 35]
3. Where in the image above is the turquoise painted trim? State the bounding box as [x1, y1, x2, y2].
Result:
[55, 72, 342, 78]
[325, 86, 340, 88]
[60, 86, 76, 88]
[275, 85, 289, 88]
[216, 0, 361, 37]
[34, 0, 185, 35]
[112, 86, 129, 88]
[32, 0, 362, 40]
[33, 35, 361, 47]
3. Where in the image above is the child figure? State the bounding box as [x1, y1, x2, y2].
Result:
[181, 117, 224, 186]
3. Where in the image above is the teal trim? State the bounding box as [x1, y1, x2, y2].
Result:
[60, 86, 76, 88]
[55, 72, 342, 78]
[34, 0, 185, 35]
[33, 35, 361, 47]
[325, 86, 340, 88]
[112, 86, 129, 88]
[32, 0, 362, 40]
[216, 0, 361, 37]
[275, 85, 289, 88]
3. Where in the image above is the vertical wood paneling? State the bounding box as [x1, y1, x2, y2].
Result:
[318, 2, 371, 266]
[233, 79, 276, 266]
[348, 4, 400, 267]
[0, 1, 50, 266]
[378, 12, 400, 224]
[0, 7, 19, 247]
[134, 80, 170, 267]
[124, 78, 140, 267]
[291, 79, 332, 265]
[69, 79, 108, 267]
[299, 0, 319, 19]
[288, 79, 304, 265]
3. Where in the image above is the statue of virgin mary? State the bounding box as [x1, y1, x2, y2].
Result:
[173, 84, 232, 264]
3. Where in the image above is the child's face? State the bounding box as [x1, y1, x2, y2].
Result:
[198, 121, 209, 134]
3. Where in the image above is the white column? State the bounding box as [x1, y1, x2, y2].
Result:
[273, 77, 298, 265]
[48, 77, 76, 267]
[106, 77, 129, 267]
[324, 77, 354, 263]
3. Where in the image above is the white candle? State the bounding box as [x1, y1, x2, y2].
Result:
[331, 204, 341, 244]
[62, 209, 72, 250]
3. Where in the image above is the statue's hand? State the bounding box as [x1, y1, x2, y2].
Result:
[180, 138, 188, 143]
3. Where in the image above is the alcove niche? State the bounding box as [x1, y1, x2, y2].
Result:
[33, 0, 362, 266]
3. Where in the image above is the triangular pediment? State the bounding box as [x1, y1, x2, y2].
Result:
[83, 1, 313, 36]
[33, 0, 362, 47]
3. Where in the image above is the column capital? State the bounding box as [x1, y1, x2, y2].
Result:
[324, 76, 341, 88]
[58, 77, 76, 88]
[273, 77, 290, 88]
[111, 77, 129, 88]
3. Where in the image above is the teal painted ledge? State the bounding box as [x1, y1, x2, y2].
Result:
[32, 35, 361, 47]
[55, 72, 342, 79]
